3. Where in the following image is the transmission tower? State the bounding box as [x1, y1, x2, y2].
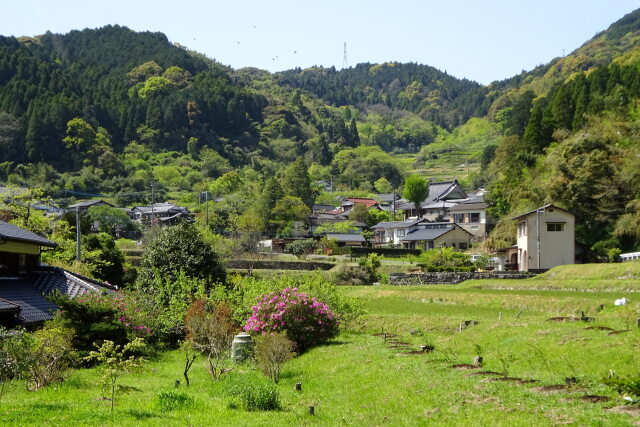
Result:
[342, 42, 348, 69]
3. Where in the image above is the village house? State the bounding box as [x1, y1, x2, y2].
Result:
[131, 202, 193, 225]
[512, 204, 575, 272]
[372, 219, 425, 246]
[324, 233, 366, 247]
[0, 221, 114, 327]
[68, 199, 114, 210]
[448, 193, 493, 239]
[399, 222, 474, 250]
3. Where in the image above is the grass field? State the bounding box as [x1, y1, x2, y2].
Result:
[1, 263, 639, 425]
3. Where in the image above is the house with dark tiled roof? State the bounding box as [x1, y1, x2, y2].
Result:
[399, 222, 474, 251]
[68, 199, 114, 210]
[0, 220, 56, 276]
[448, 193, 494, 239]
[398, 180, 468, 219]
[0, 221, 114, 327]
[372, 219, 425, 246]
[324, 233, 366, 247]
[132, 203, 193, 225]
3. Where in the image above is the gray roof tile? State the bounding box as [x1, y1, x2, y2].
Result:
[0, 221, 56, 247]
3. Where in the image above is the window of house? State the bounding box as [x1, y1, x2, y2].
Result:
[453, 213, 465, 223]
[459, 242, 467, 250]
[518, 221, 527, 236]
[547, 223, 564, 232]
[469, 213, 480, 223]
[397, 229, 405, 237]
[451, 243, 456, 248]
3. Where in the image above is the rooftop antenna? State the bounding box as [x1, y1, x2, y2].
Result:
[342, 42, 348, 69]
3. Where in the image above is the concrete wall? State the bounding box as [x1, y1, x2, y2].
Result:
[227, 260, 335, 271]
[389, 271, 535, 285]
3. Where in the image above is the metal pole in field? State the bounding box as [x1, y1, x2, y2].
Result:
[75, 206, 81, 261]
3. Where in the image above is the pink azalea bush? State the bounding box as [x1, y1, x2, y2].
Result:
[244, 288, 339, 352]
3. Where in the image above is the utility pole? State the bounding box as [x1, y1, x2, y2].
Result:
[75, 206, 81, 261]
[536, 208, 545, 269]
[150, 183, 155, 227]
[391, 189, 396, 221]
[205, 191, 209, 227]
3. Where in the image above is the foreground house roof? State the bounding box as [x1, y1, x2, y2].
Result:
[0, 267, 115, 325]
[0, 221, 57, 248]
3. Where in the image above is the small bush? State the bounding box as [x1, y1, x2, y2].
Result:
[155, 389, 194, 411]
[185, 300, 236, 381]
[254, 333, 294, 383]
[332, 263, 376, 285]
[284, 238, 317, 259]
[244, 288, 339, 352]
[418, 247, 474, 272]
[0, 327, 33, 400]
[604, 372, 640, 397]
[224, 373, 280, 411]
[49, 291, 153, 354]
[26, 323, 76, 390]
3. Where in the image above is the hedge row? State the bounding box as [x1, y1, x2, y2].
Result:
[348, 247, 421, 257]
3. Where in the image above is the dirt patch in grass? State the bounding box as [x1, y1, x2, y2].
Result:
[546, 316, 591, 322]
[486, 376, 524, 383]
[584, 326, 614, 331]
[468, 370, 503, 377]
[530, 384, 576, 393]
[387, 341, 411, 345]
[516, 379, 538, 385]
[608, 330, 631, 336]
[451, 363, 482, 370]
[577, 395, 611, 403]
[372, 333, 398, 338]
[607, 405, 640, 417]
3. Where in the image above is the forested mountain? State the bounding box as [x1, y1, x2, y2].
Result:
[276, 62, 489, 130]
[1, 8, 640, 259]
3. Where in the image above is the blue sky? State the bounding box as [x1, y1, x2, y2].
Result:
[2, 1, 639, 84]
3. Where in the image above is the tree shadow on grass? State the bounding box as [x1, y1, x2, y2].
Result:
[280, 369, 303, 380]
[127, 409, 164, 420]
[323, 339, 349, 347]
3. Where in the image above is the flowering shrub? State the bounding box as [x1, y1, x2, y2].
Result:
[244, 288, 339, 352]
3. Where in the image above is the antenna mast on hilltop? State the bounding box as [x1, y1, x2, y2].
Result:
[342, 42, 348, 69]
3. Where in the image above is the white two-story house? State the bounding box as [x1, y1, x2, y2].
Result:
[512, 204, 575, 272]
[372, 219, 425, 246]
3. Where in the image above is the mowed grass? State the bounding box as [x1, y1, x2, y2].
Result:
[1, 263, 639, 425]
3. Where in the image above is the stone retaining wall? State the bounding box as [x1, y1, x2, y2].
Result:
[389, 271, 535, 285]
[228, 260, 335, 271]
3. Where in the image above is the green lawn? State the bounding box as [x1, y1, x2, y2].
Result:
[2, 265, 639, 425]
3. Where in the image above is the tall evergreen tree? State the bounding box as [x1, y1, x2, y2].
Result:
[349, 118, 360, 146]
[282, 157, 316, 208]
